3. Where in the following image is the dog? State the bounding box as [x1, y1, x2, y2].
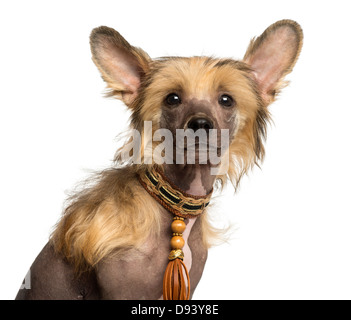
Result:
[16, 20, 303, 300]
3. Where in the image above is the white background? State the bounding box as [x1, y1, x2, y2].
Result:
[1, 0, 350, 300]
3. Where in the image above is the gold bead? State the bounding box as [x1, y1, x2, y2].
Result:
[171, 219, 186, 234]
[171, 236, 185, 249]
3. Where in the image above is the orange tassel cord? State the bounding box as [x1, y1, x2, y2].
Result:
[163, 216, 190, 300]
[163, 253, 190, 300]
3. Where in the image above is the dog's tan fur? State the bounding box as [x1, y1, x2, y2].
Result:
[18, 20, 303, 299]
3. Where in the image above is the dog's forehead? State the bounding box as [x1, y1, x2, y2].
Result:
[149, 57, 250, 99]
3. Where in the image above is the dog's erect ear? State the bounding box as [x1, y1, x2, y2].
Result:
[244, 20, 303, 104]
[90, 26, 150, 106]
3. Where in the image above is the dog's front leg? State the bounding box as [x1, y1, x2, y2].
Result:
[95, 239, 169, 300]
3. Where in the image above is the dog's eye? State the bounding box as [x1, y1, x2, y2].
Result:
[165, 93, 181, 106]
[218, 94, 235, 108]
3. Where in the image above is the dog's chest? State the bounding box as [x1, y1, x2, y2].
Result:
[182, 218, 196, 274]
[95, 215, 207, 299]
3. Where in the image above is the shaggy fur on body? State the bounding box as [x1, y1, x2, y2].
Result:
[16, 20, 302, 300]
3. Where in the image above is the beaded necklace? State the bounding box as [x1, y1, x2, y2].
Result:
[139, 167, 213, 300]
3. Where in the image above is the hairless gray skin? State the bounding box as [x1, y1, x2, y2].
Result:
[16, 195, 207, 299]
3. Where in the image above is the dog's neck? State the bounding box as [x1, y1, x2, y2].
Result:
[138, 163, 214, 299]
[163, 164, 215, 197]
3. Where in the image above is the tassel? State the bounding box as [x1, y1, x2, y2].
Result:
[163, 251, 190, 300]
[163, 216, 190, 300]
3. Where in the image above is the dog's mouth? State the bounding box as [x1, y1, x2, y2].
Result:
[181, 143, 221, 152]
[174, 141, 227, 163]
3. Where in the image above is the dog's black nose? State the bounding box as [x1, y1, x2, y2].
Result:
[187, 118, 214, 131]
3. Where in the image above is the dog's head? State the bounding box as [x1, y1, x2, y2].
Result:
[90, 20, 303, 186]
